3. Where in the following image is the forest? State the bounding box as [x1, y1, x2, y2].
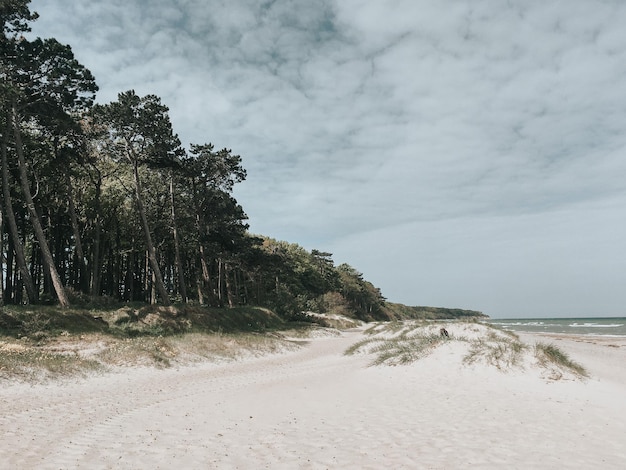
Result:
[0, 1, 400, 322]
[1, 2, 486, 326]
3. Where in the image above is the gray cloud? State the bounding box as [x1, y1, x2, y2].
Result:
[27, 0, 626, 317]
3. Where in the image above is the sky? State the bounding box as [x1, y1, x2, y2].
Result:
[25, 0, 626, 318]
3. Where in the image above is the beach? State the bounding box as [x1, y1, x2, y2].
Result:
[1, 324, 625, 469]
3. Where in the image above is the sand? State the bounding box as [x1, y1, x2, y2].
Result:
[1, 325, 625, 469]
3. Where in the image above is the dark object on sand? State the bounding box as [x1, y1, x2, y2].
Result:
[440, 327, 449, 338]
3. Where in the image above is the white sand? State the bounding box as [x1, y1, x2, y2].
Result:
[1, 326, 625, 469]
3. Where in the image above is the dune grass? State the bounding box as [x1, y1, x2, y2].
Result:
[0, 344, 105, 382]
[534, 342, 588, 377]
[0, 305, 313, 382]
[0, 330, 303, 382]
[347, 320, 588, 380]
[346, 321, 445, 366]
[349, 322, 528, 369]
[346, 334, 444, 366]
[463, 331, 527, 370]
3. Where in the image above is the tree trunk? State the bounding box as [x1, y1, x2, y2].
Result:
[196, 274, 204, 304]
[12, 103, 68, 306]
[224, 262, 234, 308]
[1, 116, 38, 303]
[151, 269, 157, 305]
[218, 259, 223, 305]
[125, 250, 134, 301]
[65, 172, 87, 292]
[5, 230, 13, 303]
[169, 171, 187, 302]
[111, 225, 122, 300]
[130, 160, 170, 305]
[90, 173, 102, 297]
[0, 205, 3, 307]
[143, 249, 150, 303]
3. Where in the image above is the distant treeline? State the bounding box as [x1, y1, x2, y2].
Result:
[385, 303, 488, 320]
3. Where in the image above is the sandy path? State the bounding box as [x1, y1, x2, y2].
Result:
[1, 328, 625, 469]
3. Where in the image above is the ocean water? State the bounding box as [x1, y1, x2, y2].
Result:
[486, 317, 626, 337]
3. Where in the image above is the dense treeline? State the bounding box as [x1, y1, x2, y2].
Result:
[385, 303, 488, 320]
[0, 1, 390, 320]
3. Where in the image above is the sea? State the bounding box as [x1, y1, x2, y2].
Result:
[486, 317, 626, 337]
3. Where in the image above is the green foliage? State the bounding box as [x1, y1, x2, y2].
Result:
[246, 238, 390, 320]
[91, 90, 181, 167]
[385, 303, 487, 320]
[186, 143, 246, 192]
[252, 238, 338, 316]
[0, 0, 38, 37]
[13, 37, 98, 114]
[335, 263, 387, 321]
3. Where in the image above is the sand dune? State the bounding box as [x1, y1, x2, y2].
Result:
[1, 324, 625, 469]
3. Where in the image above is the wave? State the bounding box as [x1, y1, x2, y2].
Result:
[569, 323, 624, 328]
[491, 321, 556, 327]
[486, 318, 626, 336]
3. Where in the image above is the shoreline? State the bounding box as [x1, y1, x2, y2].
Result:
[486, 317, 626, 338]
[1, 327, 625, 468]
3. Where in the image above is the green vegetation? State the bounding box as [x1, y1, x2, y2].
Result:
[385, 303, 487, 320]
[0, 304, 310, 381]
[534, 342, 588, 377]
[0, 346, 105, 382]
[346, 333, 442, 366]
[347, 320, 587, 381]
[463, 330, 527, 370]
[346, 321, 445, 366]
[0, 304, 295, 338]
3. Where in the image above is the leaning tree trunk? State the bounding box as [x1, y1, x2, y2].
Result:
[1, 117, 38, 303]
[12, 104, 69, 307]
[131, 160, 170, 305]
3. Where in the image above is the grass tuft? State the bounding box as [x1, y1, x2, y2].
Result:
[0, 345, 105, 382]
[345, 322, 444, 366]
[463, 335, 527, 370]
[534, 342, 588, 377]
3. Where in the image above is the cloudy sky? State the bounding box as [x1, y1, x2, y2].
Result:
[27, 0, 626, 318]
